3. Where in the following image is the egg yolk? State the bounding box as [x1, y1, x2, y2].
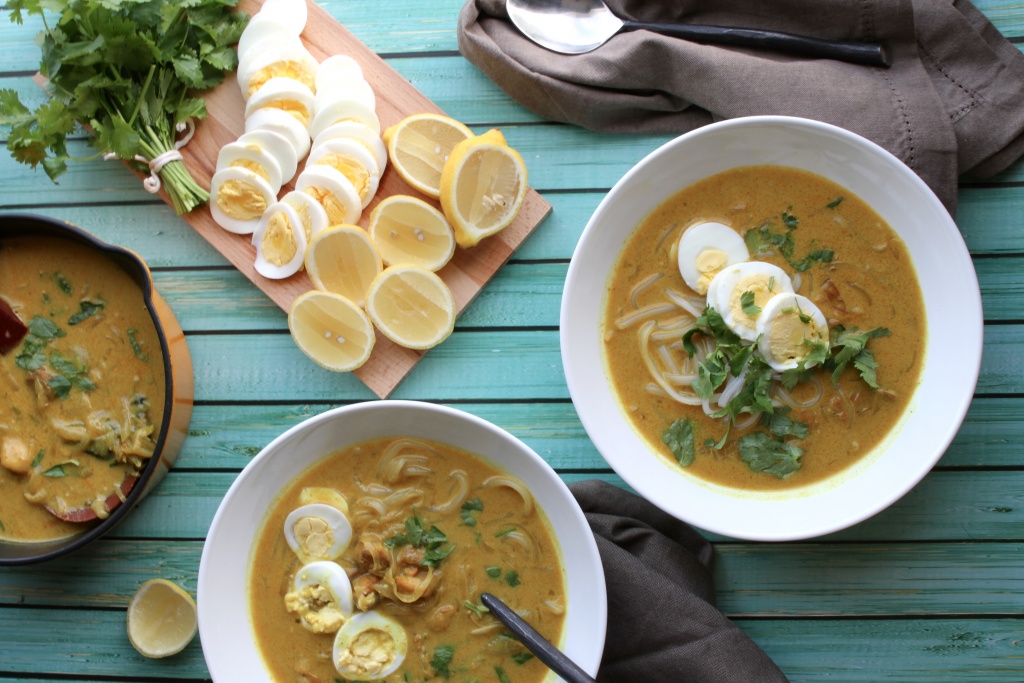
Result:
[727, 273, 778, 333]
[216, 179, 268, 220]
[288, 200, 314, 241]
[337, 629, 397, 678]
[766, 308, 825, 365]
[248, 62, 316, 97]
[314, 154, 371, 200]
[304, 186, 348, 224]
[253, 99, 310, 127]
[261, 211, 299, 266]
[694, 248, 729, 295]
[284, 582, 346, 634]
[229, 158, 270, 182]
[290, 515, 336, 559]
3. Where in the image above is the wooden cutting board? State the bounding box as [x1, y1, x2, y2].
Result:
[122, 0, 551, 398]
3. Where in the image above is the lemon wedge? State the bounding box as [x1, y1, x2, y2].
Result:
[288, 290, 375, 372]
[368, 195, 456, 272]
[383, 113, 473, 199]
[126, 579, 198, 659]
[438, 128, 528, 248]
[305, 225, 382, 308]
[365, 265, 455, 350]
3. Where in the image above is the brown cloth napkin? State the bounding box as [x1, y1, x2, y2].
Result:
[569, 480, 789, 683]
[458, 0, 1024, 216]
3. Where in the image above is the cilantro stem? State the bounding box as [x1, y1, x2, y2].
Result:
[129, 66, 157, 128]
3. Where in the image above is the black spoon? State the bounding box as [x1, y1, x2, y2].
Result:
[480, 593, 598, 683]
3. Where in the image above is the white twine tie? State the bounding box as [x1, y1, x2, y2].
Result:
[104, 119, 196, 194]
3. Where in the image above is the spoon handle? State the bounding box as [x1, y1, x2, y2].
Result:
[622, 21, 891, 67]
[480, 593, 598, 683]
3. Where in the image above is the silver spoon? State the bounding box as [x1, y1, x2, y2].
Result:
[506, 0, 891, 67]
[480, 593, 598, 683]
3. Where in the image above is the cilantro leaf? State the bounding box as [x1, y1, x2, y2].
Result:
[460, 497, 483, 527]
[662, 419, 696, 466]
[740, 290, 761, 317]
[738, 432, 804, 479]
[827, 326, 891, 388]
[431, 645, 456, 679]
[68, 298, 105, 325]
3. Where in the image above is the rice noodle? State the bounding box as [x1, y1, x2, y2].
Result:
[377, 438, 436, 484]
[791, 271, 803, 293]
[425, 469, 469, 514]
[664, 288, 705, 317]
[638, 321, 704, 406]
[733, 411, 760, 430]
[541, 599, 565, 615]
[645, 382, 669, 397]
[383, 488, 425, 511]
[772, 373, 823, 409]
[482, 475, 534, 517]
[471, 623, 505, 636]
[657, 344, 679, 375]
[663, 373, 698, 386]
[718, 362, 749, 408]
[614, 303, 677, 330]
[654, 222, 678, 253]
[629, 273, 664, 309]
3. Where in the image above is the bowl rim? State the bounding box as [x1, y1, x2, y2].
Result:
[198, 399, 607, 681]
[0, 212, 175, 565]
[560, 115, 983, 541]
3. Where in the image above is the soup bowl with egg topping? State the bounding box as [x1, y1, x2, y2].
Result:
[0, 213, 194, 564]
[198, 400, 606, 682]
[561, 116, 982, 541]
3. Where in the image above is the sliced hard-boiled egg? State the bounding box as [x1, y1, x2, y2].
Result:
[310, 98, 381, 140]
[252, 202, 308, 280]
[677, 221, 750, 295]
[255, 0, 308, 36]
[209, 166, 278, 235]
[285, 560, 354, 634]
[306, 137, 381, 208]
[238, 42, 318, 100]
[245, 107, 311, 160]
[298, 487, 350, 515]
[215, 140, 284, 192]
[315, 55, 365, 92]
[333, 611, 408, 681]
[237, 13, 300, 62]
[756, 293, 830, 372]
[315, 78, 376, 115]
[296, 165, 363, 225]
[312, 120, 388, 173]
[283, 502, 354, 563]
[706, 261, 794, 342]
[245, 77, 315, 128]
[236, 129, 300, 184]
[281, 190, 330, 242]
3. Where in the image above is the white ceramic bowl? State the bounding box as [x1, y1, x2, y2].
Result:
[561, 116, 982, 542]
[198, 400, 606, 681]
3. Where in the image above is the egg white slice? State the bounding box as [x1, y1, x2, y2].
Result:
[238, 42, 318, 100]
[314, 78, 376, 115]
[756, 293, 830, 372]
[245, 76, 315, 128]
[306, 137, 381, 208]
[237, 35, 305, 86]
[245, 107, 311, 161]
[707, 261, 794, 342]
[315, 54, 365, 92]
[333, 611, 408, 680]
[296, 165, 363, 225]
[312, 121, 388, 173]
[237, 13, 300, 61]
[236, 129, 300, 184]
[281, 189, 330, 242]
[310, 98, 381, 139]
[256, 0, 308, 36]
[209, 166, 278, 235]
[252, 202, 308, 280]
[283, 502, 354, 562]
[288, 560, 354, 634]
[215, 140, 284, 192]
[677, 221, 749, 295]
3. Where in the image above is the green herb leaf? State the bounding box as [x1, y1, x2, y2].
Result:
[31, 450, 45, 469]
[126, 328, 148, 361]
[662, 419, 696, 466]
[485, 566, 502, 579]
[512, 652, 535, 665]
[431, 645, 456, 679]
[461, 497, 483, 527]
[759, 410, 809, 439]
[743, 218, 834, 272]
[827, 196, 845, 209]
[827, 326, 891, 388]
[385, 513, 454, 568]
[464, 600, 489, 618]
[54, 272, 72, 295]
[495, 666, 513, 683]
[68, 298, 105, 325]
[27, 316, 64, 340]
[740, 290, 761, 317]
[505, 570, 521, 588]
[738, 433, 804, 479]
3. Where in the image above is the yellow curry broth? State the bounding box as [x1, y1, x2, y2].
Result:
[603, 166, 925, 490]
[0, 236, 165, 541]
[249, 437, 566, 683]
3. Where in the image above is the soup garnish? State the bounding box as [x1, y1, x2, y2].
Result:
[249, 436, 566, 682]
[603, 166, 925, 490]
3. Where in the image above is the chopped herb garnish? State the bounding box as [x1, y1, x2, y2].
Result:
[385, 512, 454, 567]
[740, 290, 761, 317]
[485, 566, 502, 579]
[505, 570, 521, 588]
[42, 460, 80, 478]
[464, 600, 489, 618]
[68, 298, 105, 325]
[744, 215, 834, 272]
[826, 326, 891, 389]
[54, 272, 72, 295]
[431, 645, 456, 679]
[662, 419, 695, 466]
[759, 409, 809, 440]
[126, 328, 149, 361]
[512, 652, 535, 665]
[781, 208, 799, 229]
[827, 196, 845, 209]
[27, 316, 64, 340]
[460, 497, 483, 527]
[495, 666, 513, 683]
[495, 527, 516, 538]
[31, 450, 44, 468]
[737, 432, 804, 479]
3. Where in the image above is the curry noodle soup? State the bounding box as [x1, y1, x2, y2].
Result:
[0, 235, 166, 541]
[249, 436, 567, 682]
[602, 166, 926, 490]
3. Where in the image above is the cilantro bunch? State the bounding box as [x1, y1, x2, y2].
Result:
[1, 0, 249, 214]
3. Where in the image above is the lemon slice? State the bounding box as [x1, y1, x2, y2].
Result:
[439, 128, 528, 248]
[305, 225, 382, 308]
[365, 265, 456, 350]
[383, 113, 473, 199]
[288, 290, 375, 372]
[126, 579, 198, 659]
[368, 195, 456, 272]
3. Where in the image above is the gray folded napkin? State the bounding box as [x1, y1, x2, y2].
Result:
[569, 480, 789, 683]
[458, 0, 1024, 216]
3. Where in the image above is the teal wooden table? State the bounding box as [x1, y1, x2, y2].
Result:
[2, 1, 1023, 681]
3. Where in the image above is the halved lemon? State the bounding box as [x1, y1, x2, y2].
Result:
[126, 579, 198, 659]
[365, 265, 455, 350]
[383, 113, 473, 199]
[438, 128, 528, 248]
[305, 225, 382, 308]
[288, 290, 375, 372]
[368, 195, 456, 272]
